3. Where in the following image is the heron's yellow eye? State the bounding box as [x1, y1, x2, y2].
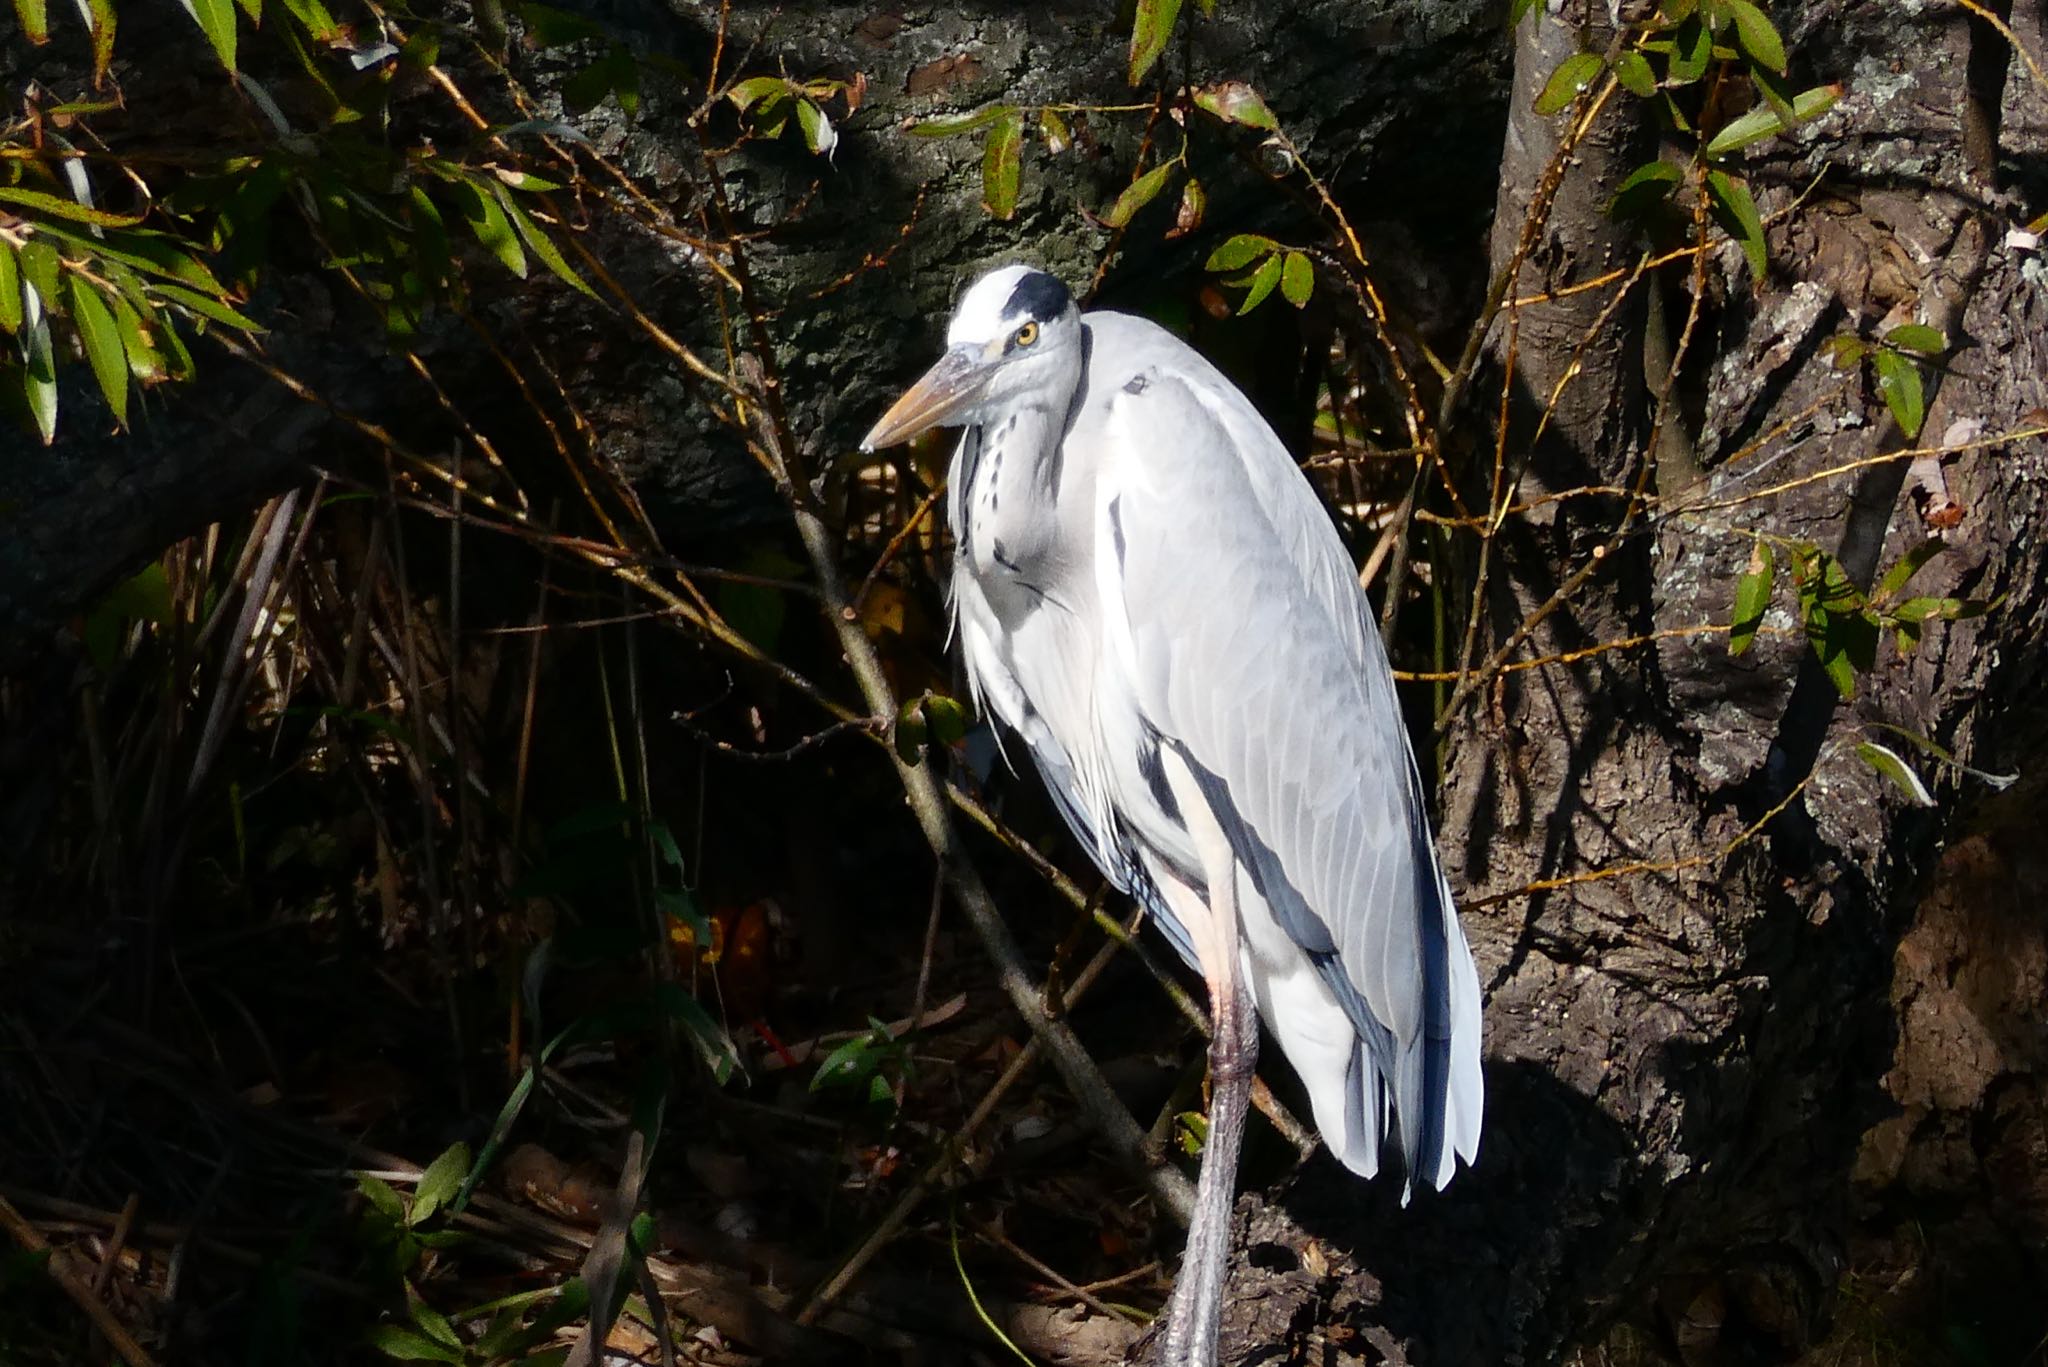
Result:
[1012, 321, 1040, 348]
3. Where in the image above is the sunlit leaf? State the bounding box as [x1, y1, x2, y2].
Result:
[1874, 539, 1943, 605]
[1614, 50, 1658, 97]
[980, 109, 1022, 220]
[490, 183, 597, 297]
[277, 0, 341, 42]
[1729, 539, 1772, 655]
[1509, 0, 1539, 26]
[185, 0, 240, 71]
[1167, 176, 1205, 238]
[725, 75, 786, 112]
[1191, 80, 1278, 130]
[1239, 253, 1283, 313]
[1873, 348, 1925, 437]
[84, 0, 116, 83]
[1104, 161, 1174, 229]
[1610, 158, 1685, 220]
[1703, 84, 1840, 156]
[1205, 233, 1276, 272]
[17, 240, 60, 317]
[0, 246, 19, 334]
[1535, 52, 1604, 115]
[1884, 322, 1946, 356]
[69, 277, 128, 425]
[1855, 742, 1935, 807]
[1037, 107, 1071, 154]
[0, 187, 145, 228]
[110, 292, 165, 383]
[23, 312, 58, 444]
[1128, 0, 1183, 85]
[1724, 0, 1786, 73]
[149, 282, 261, 332]
[363, 1325, 462, 1363]
[14, 0, 48, 44]
[410, 1143, 472, 1225]
[908, 105, 1014, 138]
[1669, 15, 1712, 83]
[450, 177, 526, 277]
[1705, 168, 1767, 280]
[1280, 251, 1313, 308]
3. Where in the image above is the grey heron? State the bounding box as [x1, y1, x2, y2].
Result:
[862, 263, 1483, 1365]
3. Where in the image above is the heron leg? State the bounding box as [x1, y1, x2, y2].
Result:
[1157, 756, 1260, 1367]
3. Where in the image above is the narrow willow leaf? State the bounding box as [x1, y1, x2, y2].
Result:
[150, 282, 261, 331]
[110, 292, 165, 382]
[909, 104, 1013, 138]
[1104, 161, 1174, 229]
[1867, 721, 2018, 790]
[1610, 159, 1684, 219]
[1614, 50, 1658, 97]
[490, 183, 597, 297]
[277, 0, 341, 41]
[185, 0, 240, 71]
[1873, 348, 1925, 437]
[30, 225, 222, 295]
[1280, 250, 1313, 308]
[1874, 539, 1943, 605]
[85, 0, 116, 83]
[69, 277, 128, 424]
[453, 178, 526, 277]
[1535, 52, 1604, 115]
[1191, 80, 1278, 130]
[1729, 539, 1773, 655]
[1724, 0, 1787, 73]
[1128, 0, 1183, 85]
[24, 313, 58, 444]
[0, 245, 18, 334]
[1855, 742, 1935, 808]
[1884, 323, 1947, 356]
[1239, 253, 1283, 313]
[1703, 83, 1839, 157]
[0, 187, 145, 228]
[1705, 168, 1767, 280]
[17, 241, 59, 320]
[1509, 0, 1539, 25]
[1205, 233, 1276, 272]
[14, 0, 48, 44]
[980, 109, 1022, 221]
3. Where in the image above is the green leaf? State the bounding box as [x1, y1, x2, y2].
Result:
[187, 0, 239, 71]
[149, 282, 262, 332]
[14, 0, 48, 44]
[1614, 50, 1659, 97]
[85, 0, 116, 82]
[1885, 323, 1946, 356]
[811, 1031, 880, 1091]
[1205, 233, 1276, 272]
[364, 1325, 462, 1363]
[1703, 84, 1840, 156]
[726, 75, 787, 112]
[1823, 334, 1868, 370]
[1729, 540, 1773, 655]
[1169, 176, 1206, 238]
[1128, 0, 1184, 85]
[1509, 0, 1539, 26]
[1669, 15, 1712, 83]
[357, 1174, 407, 1223]
[1874, 539, 1943, 605]
[407, 1289, 462, 1349]
[24, 313, 57, 444]
[1535, 52, 1605, 115]
[1280, 251, 1313, 308]
[451, 178, 527, 278]
[0, 245, 19, 334]
[411, 1143, 473, 1225]
[1104, 161, 1175, 229]
[18, 240, 60, 317]
[1855, 742, 1936, 807]
[1705, 168, 1767, 280]
[1037, 108, 1071, 154]
[1610, 159, 1684, 219]
[924, 693, 968, 746]
[980, 109, 1022, 221]
[795, 98, 835, 154]
[908, 105, 1014, 138]
[277, 0, 342, 42]
[1239, 253, 1283, 313]
[0, 187, 146, 228]
[69, 277, 128, 425]
[1867, 721, 2017, 789]
[113, 292, 165, 383]
[32, 223, 226, 293]
[490, 183, 597, 297]
[1723, 0, 1786, 73]
[1873, 348, 1925, 437]
[1191, 80, 1278, 130]
[893, 698, 928, 764]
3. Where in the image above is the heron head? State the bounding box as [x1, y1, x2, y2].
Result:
[861, 264, 1082, 450]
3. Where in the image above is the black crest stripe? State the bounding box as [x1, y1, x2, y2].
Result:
[1003, 269, 1071, 323]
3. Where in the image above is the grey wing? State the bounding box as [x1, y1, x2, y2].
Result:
[1086, 330, 1482, 1189]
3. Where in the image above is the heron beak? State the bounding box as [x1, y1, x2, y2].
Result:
[861, 347, 995, 450]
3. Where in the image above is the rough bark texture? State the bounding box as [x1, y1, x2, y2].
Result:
[1149, 3, 2048, 1365]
